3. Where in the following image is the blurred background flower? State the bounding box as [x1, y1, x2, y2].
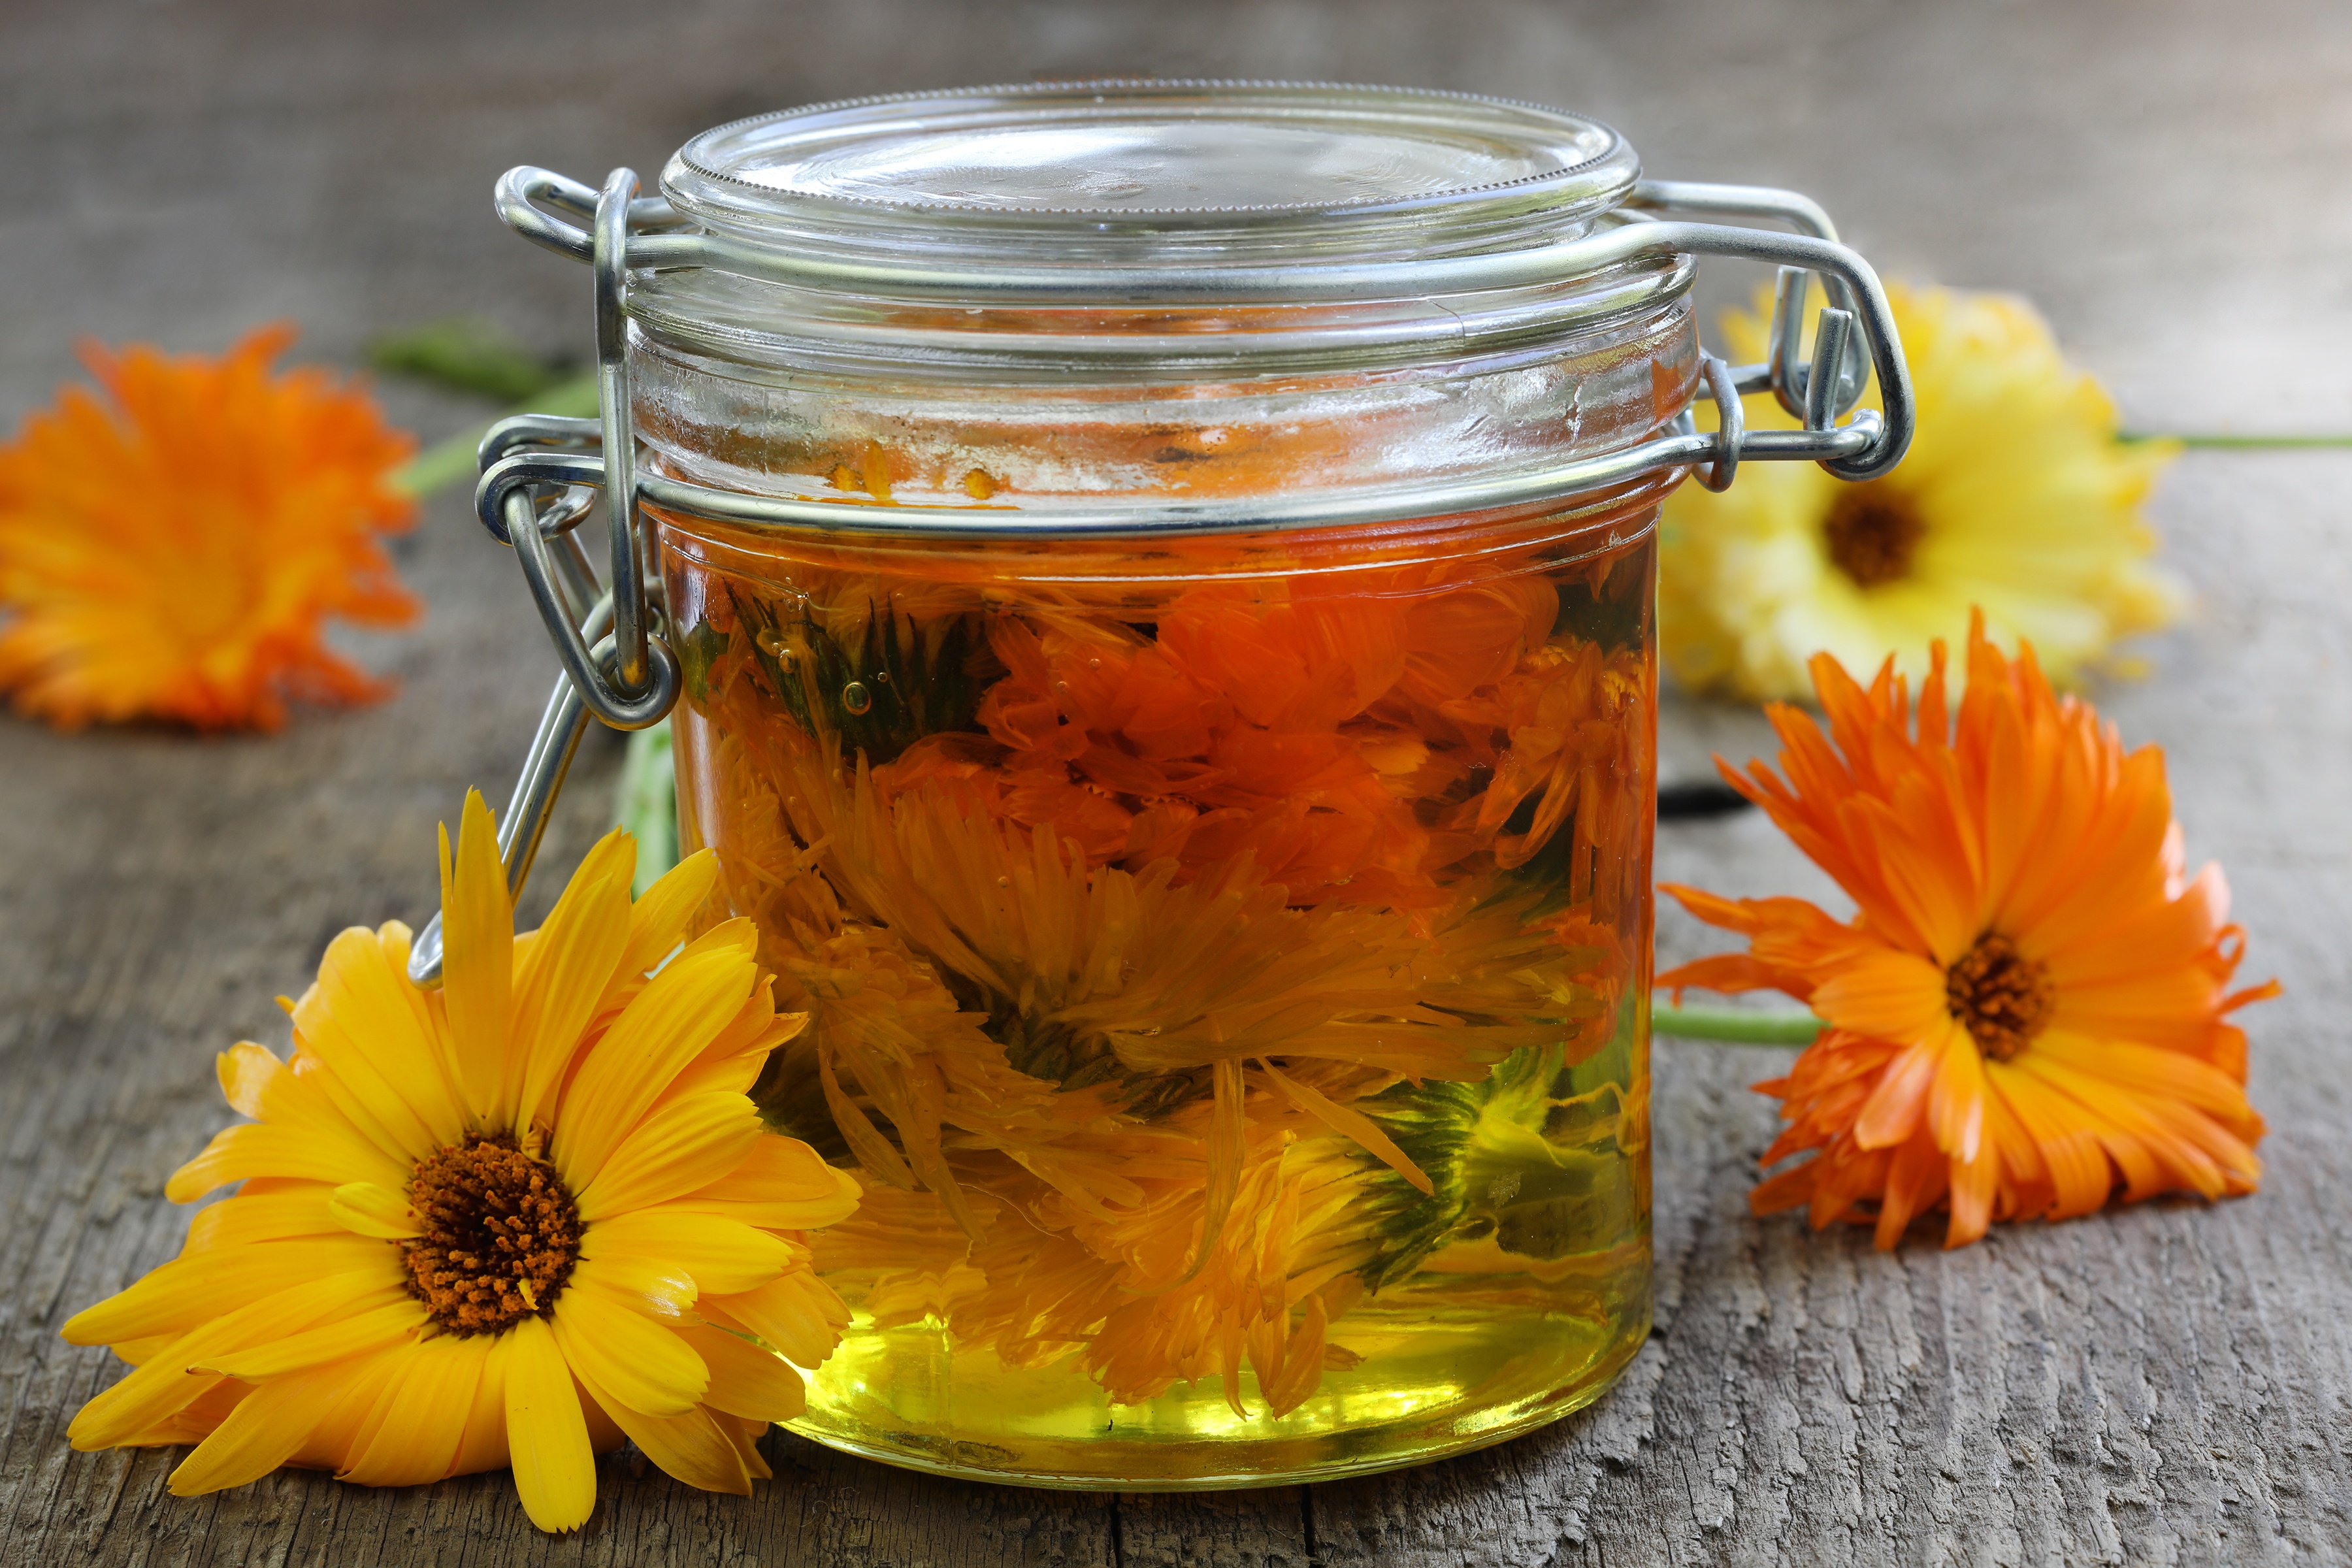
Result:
[1660, 282, 2184, 702]
[0, 326, 418, 731]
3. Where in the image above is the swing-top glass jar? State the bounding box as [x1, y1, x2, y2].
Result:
[482, 80, 1910, 1490]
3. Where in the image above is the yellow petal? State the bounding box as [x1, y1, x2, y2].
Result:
[581, 1210, 789, 1297]
[503, 1315, 597, 1533]
[297, 924, 468, 1160]
[67, 1269, 405, 1450]
[510, 858, 633, 1132]
[190, 1298, 423, 1379]
[547, 1282, 708, 1417]
[572, 1381, 751, 1497]
[551, 923, 759, 1189]
[449, 1332, 512, 1478]
[615, 849, 721, 983]
[338, 1335, 487, 1486]
[566, 1250, 696, 1322]
[572, 1092, 762, 1224]
[63, 1238, 395, 1345]
[441, 791, 514, 1121]
[184, 1185, 340, 1251]
[168, 1120, 408, 1205]
[674, 1323, 807, 1424]
[286, 1336, 417, 1473]
[668, 1136, 862, 1230]
[704, 1271, 851, 1369]
[328, 1181, 420, 1239]
[166, 1356, 365, 1496]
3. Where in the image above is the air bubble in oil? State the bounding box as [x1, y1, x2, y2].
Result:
[841, 681, 873, 715]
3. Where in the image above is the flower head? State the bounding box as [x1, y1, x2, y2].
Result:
[1661, 613, 2274, 1248]
[0, 325, 419, 730]
[1659, 282, 2182, 701]
[61, 792, 859, 1531]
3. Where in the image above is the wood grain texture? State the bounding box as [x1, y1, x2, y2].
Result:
[3, 2, 2350, 1563]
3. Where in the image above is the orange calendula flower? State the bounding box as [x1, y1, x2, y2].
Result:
[0, 325, 419, 730]
[61, 792, 859, 1532]
[1660, 612, 2276, 1249]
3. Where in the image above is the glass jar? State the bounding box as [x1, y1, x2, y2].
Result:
[480, 80, 1908, 1490]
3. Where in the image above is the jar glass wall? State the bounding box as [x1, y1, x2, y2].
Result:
[629, 81, 1678, 1487]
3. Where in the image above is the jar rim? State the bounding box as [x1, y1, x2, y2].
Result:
[660, 81, 1642, 270]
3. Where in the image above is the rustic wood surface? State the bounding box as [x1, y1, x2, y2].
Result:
[4, 3, 2349, 1563]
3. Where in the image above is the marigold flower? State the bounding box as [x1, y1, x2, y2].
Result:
[61, 792, 860, 1531]
[1659, 613, 2276, 1249]
[0, 325, 419, 730]
[1659, 282, 2183, 701]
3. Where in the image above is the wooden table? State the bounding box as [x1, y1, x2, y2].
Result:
[5, 3, 2348, 1561]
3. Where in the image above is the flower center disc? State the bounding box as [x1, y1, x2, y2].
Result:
[1823, 485, 1926, 588]
[402, 1133, 581, 1336]
[1946, 934, 2055, 1062]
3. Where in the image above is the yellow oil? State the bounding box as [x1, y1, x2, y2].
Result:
[790, 1247, 1649, 1488]
[785, 1014, 1653, 1489]
[662, 512, 1660, 1488]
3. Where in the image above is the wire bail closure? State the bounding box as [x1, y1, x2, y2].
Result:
[406, 161, 1915, 985]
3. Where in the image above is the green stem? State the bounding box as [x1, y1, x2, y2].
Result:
[2119, 431, 2352, 449]
[616, 718, 679, 897]
[1652, 1002, 1820, 1045]
[387, 371, 602, 500]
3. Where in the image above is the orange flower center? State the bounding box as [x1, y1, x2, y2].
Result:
[1945, 934, 2055, 1062]
[401, 1133, 580, 1336]
[1823, 485, 1926, 589]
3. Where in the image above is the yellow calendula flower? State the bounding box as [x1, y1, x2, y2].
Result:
[60, 793, 860, 1533]
[1660, 282, 2183, 700]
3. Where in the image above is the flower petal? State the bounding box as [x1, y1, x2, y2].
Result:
[551, 924, 760, 1191]
[566, 1249, 696, 1322]
[336, 1333, 487, 1486]
[1850, 1026, 1946, 1151]
[502, 1315, 597, 1533]
[167, 1355, 376, 1496]
[440, 789, 512, 1121]
[66, 1269, 405, 1450]
[189, 1298, 425, 1380]
[1808, 949, 1950, 1043]
[510, 847, 634, 1131]
[673, 1323, 808, 1424]
[547, 1282, 708, 1417]
[302, 922, 469, 1157]
[572, 1091, 764, 1224]
[575, 1381, 752, 1496]
[704, 1271, 852, 1369]
[328, 1181, 420, 1239]
[184, 1184, 340, 1251]
[667, 1135, 862, 1230]
[581, 1209, 791, 1298]
[62, 1238, 395, 1346]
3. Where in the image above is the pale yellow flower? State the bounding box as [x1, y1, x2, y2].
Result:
[1660, 282, 2182, 700]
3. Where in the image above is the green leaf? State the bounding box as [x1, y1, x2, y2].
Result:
[370, 318, 572, 404]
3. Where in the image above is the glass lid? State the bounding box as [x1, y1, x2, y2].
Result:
[660, 81, 1642, 267]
